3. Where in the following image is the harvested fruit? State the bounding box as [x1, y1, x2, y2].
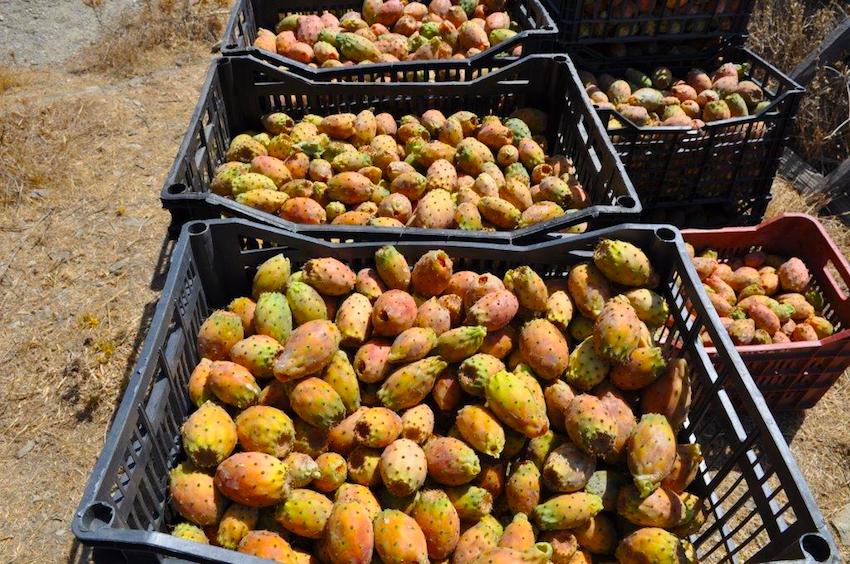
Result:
[171, 241, 704, 562]
[216, 107, 590, 232]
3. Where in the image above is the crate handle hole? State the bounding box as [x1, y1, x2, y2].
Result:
[656, 227, 677, 242]
[227, 44, 237, 49]
[80, 502, 115, 532]
[167, 183, 187, 195]
[554, 55, 567, 62]
[617, 195, 637, 209]
[187, 222, 209, 236]
[800, 533, 833, 562]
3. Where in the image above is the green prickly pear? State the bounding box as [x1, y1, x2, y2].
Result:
[566, 337, 609, 391]
[378, 356, 447, 410]
[593, 239, 655, 287]
[253, 291, 293, 345]
[436, 325, 487, 362]
[532, 492, 603, 530]
[484, 370, 549, 438]
[252, 254, 291, 298]
[458, 353, 505, 397]
[181, 402, 237, 468]
[286, 281, 327, 325]
[171, 522, 208, 543]
[443, 484, 493, 521]
[228, 335, 281, 379]
[322, 350, 361, 414]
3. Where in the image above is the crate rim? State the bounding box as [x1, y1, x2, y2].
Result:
[159, 53, 642, 244]
[73, 217, 837, 562]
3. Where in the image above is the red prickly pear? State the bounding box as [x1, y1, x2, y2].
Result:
[389, 327, 438, 364]
[286, 281, 328, 325]
[411, 250, 454, 297]
[380, 438, 428, 496]
[452, 515, 503, 564]
[503, 266, 548, 312]
[237, 530, 296, 561]
[354, 406, 403, 448]
[564, 394, 618, 457]
[594, 383, 636, 464]
[169, 462, 225, 526]
[252, 254, 291, 298]
[464, 272, 505, 308]
[335, 292, 373, 347]
[373, 510, 429, 564]
[289, 377, 346, 429]
[542, 441, 596, 493]
[322, 350, 361, 414]
[484, 370, 549, 438]
[273, 319, 341, 381]
[415, 297, 452, 335]
[566, 337, 609, 391]
[198, 310, 244, 361]
[378, 356, 447, 410]
[498, 513, 535, 551]
[335, 483, 381, 520]
[235, 405, 293, 458]
[567, 263, 612, 320]
[229, 334, 282, 379]
[615, 527, 697, 563]
[171, 523, 208, 543]
[372, 289, 418, 337]
[411, 489, 460, 560]
[544, 380, 575, 433]
[215, 452, 287, 507]
[303, 257, 356, 296]
[326, 501, 374, 564]
[506, 460, 541, 515]
[253, 292, 292, 345]
[640, 358, 692, 430]
[593, 239, 655, 287]
[532, 492, 603, 530]
[181, 402, 237, 468]
[617, 485, 687, 528]
[592, 296, 642, 363]
[215, 504, 258, 549]
[466, 290, 519, 331]
[456, 404, 505, 458]
[610, 346, 666, 390]
[458, 353, 505, 397]
[423, 436, 481, 486]
[274, 488, 333, 539]
[519, 319, 570, 380]
[188, 359, 214, 408]
[355, 267, 387, 301]
[571, 513, 618, 556]
[227, 296, 256, 335]
[437, 325, 487, 362]
[353, 338, 392, 384]
[208, 361, 260, 408]
[628, 413, 676, 497]
[662, 443, 703, 492]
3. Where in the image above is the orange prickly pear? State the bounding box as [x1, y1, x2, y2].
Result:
[532, 492, 603, 531]
[543, 380, 575, 433]
[169, 462, 226, 526]
[273, 319, 341, 381]
[411, 250, 454, 297]
[235, 405, 293, 458]
[594, 383, 636, 464]
[378, 356, 447, 410]
[274, 488, 333, 539]
[453, 515, 504, 564]
[215, 452, 287, 507]
[423, 436, 481, 486]
[567, 263, 612, 319]
[592, 295, 643, 363]
[335, 483, 381, 520]
[380, 438, 428, 496]
[624, 288, 669, 327]
[456, 404, 506, 458]
[181, 402, 237, 468]
[506, 460, 541, 515]
[540, 531, 578, 564]
[485, 370, 549, 438]
[519, 319, 570, 380]
[237, 530, 296, 561]
[373, 510, 429, 564]
[593, 239, 655, 287]
[335, 292, 373, 348]
[198, 310, 244, 361]
[571, 513, 617, 556]
[188, 359, 214, 408]
[313, 452, 347, 493]
[325, 501, 374, 564]
[616, 527, 697, 563]
[303, 257, 356, 296]
[208, 361, 260, 408]
[565, 394, 617, 457]
[640, 358, 692, 430]
[518, 137, 545, 170]
[411, 489, 460, 560]
[617, 485, 687, 528]
[610, 346, 666, 390]
[290, 377, 346, 430]
[354, 406, 403, 448]
[661, 443, 703, 492]
[215, 504, 258, 549]
[472, 543, 554, 564]
[226, 296, 256, 335]
[542, 442, 596, 493]
[498, 513, 536, 551]
[171, 523, 208, 543]
[411, 188, 456, 229]
[627, 413, 676, 497]
[455, 137, 495, 176]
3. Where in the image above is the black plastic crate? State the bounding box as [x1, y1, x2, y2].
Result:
[161, 54, 639, 244]
[573, 45, 805, 228]
[221, 0, 558, 78]
[546, 0, 754, 48]
[72, 218, 836, 563]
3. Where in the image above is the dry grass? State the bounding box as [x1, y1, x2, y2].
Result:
[749, 0, 850, 173]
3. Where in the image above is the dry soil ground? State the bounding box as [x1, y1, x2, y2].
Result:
[0, 2, 848, 563]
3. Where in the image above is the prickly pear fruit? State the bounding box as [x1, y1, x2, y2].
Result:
[526, 428, 563, 471]
[568, 263, 612, 319]
[466, 290, 519, 331]
[506, 460, 541, 515]
[215, 452, 287, 507]
[453, 515, 504, 564]
[485, 370, 549, 438]
[322, 350, 361, 414]
[289, 377, 346, 430]
[778, 257, 811, 292]
[273, 319, 341, 381]
[209, 361, 260, 408]
[565, 394, 617, 457]
[455, 405, 505, 458]
[437, 325, 487, 362]
[291, 416, 329, 458]
[378, 356, 447, 410]
[274, 488, 333, 539]
[253, 291, 293, 345]
[325, 501, 374, 564]
[188, 360, 214, 409]
[400, 404, 435, 445]
[313, 452, 347, 493]
[303, 257, 356, 296]
[458, 353, 504, 397]
[519, 319, 570, 380]
[571, 513, 617, 556]
[504, 266, 548, 312]
[215, 504, 258, 549]
[478, 196, 521, 229]
[585, 470, 627, 512]
[380, 438, 428, 496]
[415, 297, 452, 336]
[546, 290, 574, 332]
[253, 254, 291, 298]
[182, 402, 237, 468]
[353, 338, 392, 384]
[355, 267, 387, 301]
[661, 444, 703, 492]
[375, 245, 411, 291]
[170, 462, 226, 525]
[373, 510, 429, 564]
[411, 489, 460, 560]
[624, 288, 669, 327]
[616, 527, 696, 563]
[640, 358, 692, 430]
[335, 293, 373, 348]
[172, 522, 208, 543]
[198, 310, 244, 361]
[566, 337, 609, 391]
[539, 530, 578, 564]
[412, 189, 457, 229]
[237, 530, 296, 561]
[335, 483, 382, 520]
[285, 281, 328, 326]
[388, 327, 438, 364]
[610, 346, 666, 390]
[627, 413, 676, 497]
[372, 289, 418, 337]
[423, 436, 481, 486]
[542, 441, 596, 493]
[617, 485, 686, 527]
[410, 250, 454, 297]
[497, 514, 536, 552]
[544, 380, 575, 433]
[354, 406, 403, 448]
[229, 335, 281, 379]
[593, 296, 642, 363]
[532, 492, 603, 530]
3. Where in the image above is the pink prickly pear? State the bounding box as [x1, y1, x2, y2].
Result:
[273, 488, 333, 539]
[322, 350, 361, 414]
[661, 443, 703, 492]
[465, 290, 519, 331]
[325, 501, 374, 564]
[411, 189, 456, 229]
[373, 510, 429, 564]
[354, 406, 403, 448]
[627, 413, 677, 497]
[273, 319, 341, 381]
[532, 492, 603, 530]
[423, 436, 481, 486]
[380, 438, 428, 496]
[484, 370, 549, 438]
[464, 272, 506, 308]
[289, 377, 346, 429]
[592, 295, 642, 363]
[567, 263, 612, 319]
[335, 292, 373, 347]
[353, 338, 392, 384]
[415, 297, 452, 335]
[452, 515, 504, 564]
[519, 319, 570, 380]
[372, 289, 418, 337]
[640, 358, 692, 430]
[566, 337, 609, 391]
[215, 452, 287, 507]
[564, 394, 618, 457]
[411, 489, 460, 560]
[208, 361, 260, 408]
[455, 404, 506, 457]
[388, 327, 438, 364]
[375, 245, 411, 291]
[181, 402, 237, 468]
[616, 527, 697, 563]
[229, 334, 282, 379]
[355, 267, 387, 300]
[378, 356, 447, 410]
[198, 310, 244, 361]
[411, 250, 454, 297]
[169, 462, 225, 526]
[303, 257, 356, 296]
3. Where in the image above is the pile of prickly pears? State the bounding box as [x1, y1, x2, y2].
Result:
[688, 245, 834, 346]
[580, 62, 769, 129]
[170, 239, 705, 563]
[254, 1, 522, 67]
[214, 106, 591, 232]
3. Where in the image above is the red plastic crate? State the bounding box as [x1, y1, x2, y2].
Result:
[684, 213, 850, 410]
